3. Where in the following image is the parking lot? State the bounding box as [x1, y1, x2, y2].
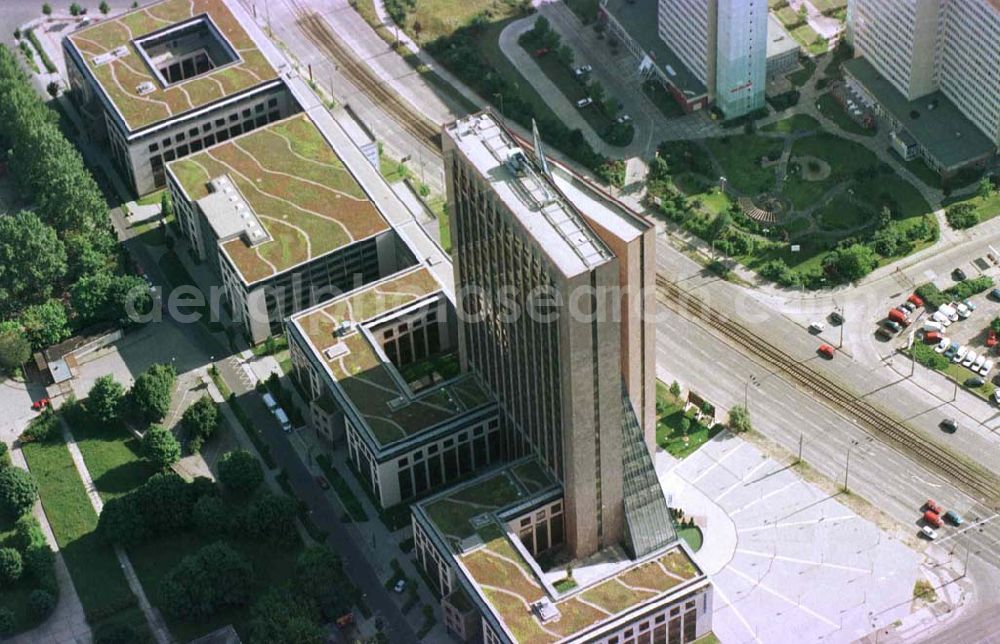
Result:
[660, 434, 919, 644]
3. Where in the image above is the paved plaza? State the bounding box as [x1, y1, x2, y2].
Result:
[659, 434, 919, 644]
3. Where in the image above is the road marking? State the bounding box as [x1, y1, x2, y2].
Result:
[710, 582, 761, 643]
[691, 442, 745, 484]
[737, 515, 856, 533]
[910, 475, 942, 488]
[729, 480, 801, 515]
[715, 460, 771, 503]
[726, 566, 839, 628]
[934, 513, 1000, 544]
[736, 548, 872, 574]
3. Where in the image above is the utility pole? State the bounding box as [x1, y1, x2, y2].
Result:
[797, 432, 803, 464]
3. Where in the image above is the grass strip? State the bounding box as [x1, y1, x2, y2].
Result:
[316, 454, 368, 522]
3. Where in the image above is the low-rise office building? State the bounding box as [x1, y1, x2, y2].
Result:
[63, 0, 299, 195]
[286, 266, 502, 509]
[167, 113, 413, 344]
[412, 459, 714, 644]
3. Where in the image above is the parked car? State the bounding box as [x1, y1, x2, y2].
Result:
[393, 579, 407, 594]
[953, 267, 968, 281]
[990, 288, 1000, 300]
[955, 302, 971, 319]
[980, 359, 994, 377]
[941, 418, 958, 433]
[888, 308, 909, 325]
[817, 344, 835, 359]
[944, 510, 964, 526]
[925, 499, 944, 515]
[931, 311, 953, 326]
[962, 350, 979, 367]
[616, 114, 632, 123]
[953, 346, 969, 363]
[943, 341, 960, 358]
[938, 304, 959, 322]
[31, 398, 50, 411]
[809, 321, 825, 333]
[907, 293, 924, 307]
[921, 526, 938, 540]
[575, 64, 593, 74]
[972, 354, 987, 371]
[923, 510, 944, 528]
[924, 331, 943, 344]
[965, 375, 986, 387]
[882, 319, 902, 333]
[963, 299, 977, 312]
[575, 97, 593, 108]
[923, 320, 944, 333]
[829, 311, 845, 325]
[988, 330, 998, 347]
[876, 327, 894, 341]
[900, 301, 916, 312]
[934, 337, 951, 353]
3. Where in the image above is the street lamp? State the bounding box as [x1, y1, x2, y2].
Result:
[844, 438, 859, 492]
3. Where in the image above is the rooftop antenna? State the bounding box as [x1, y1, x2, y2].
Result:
[532, 119, 552, 180]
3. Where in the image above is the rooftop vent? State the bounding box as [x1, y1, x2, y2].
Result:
[531, 599, 560, 624]
[136, 81, 156, 95]
[323, 343, 350, 361]
[388, 396, 408, 411]
[92, 45, 130, 66]
[334, 320, 353, 337]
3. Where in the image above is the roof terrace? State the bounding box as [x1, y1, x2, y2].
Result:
[415, 461, 703, 643]
[67, 0, 279, 131]
[290, 266, 493, 449]
[168, 113, 390, 284]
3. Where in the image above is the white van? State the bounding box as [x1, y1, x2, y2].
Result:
[955, 302, 971, 319]
[938, 304, 959, 322]
[261, 392, 279, 412]
[923, 321, 944, 333]
[931, 311, 952, 326]
[274, 407, 292, 433]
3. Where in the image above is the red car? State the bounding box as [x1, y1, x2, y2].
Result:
[925, 499, 944, 515]
[817, 344, 835, 359]
[923, 510, 943, 528]
[31, 398, 50, 411]
[534, 48, 550, 57]
[988, 330, 998, 348]
[907, 293, 924, 307]
[924, 331, 942, 344]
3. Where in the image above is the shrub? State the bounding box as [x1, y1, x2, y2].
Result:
[0, 467, 38, 517]
[0, 608, 13, 636]
[160, 542, 254, 619]
[28, 589, 55, 619]
[13, 515, 45, 551]
[0, 441, 8, 468]
[945, 203, 978, 229]
[94, 621, 139, 644]
[218, 449, 263, 497]
[128, 363, 176, 423]
[914, 283, 947, 310]
[142, 425, 180, 469]
[181, 395, 218, 452]
[247, 588, 324, 644]
[98, 472, 201, 545]
[88, 374, 125, 424]
[23, 546, 55, 592]
[728, 405, 752, 433]
[944, 275, 993, 301]
[0, 547, 23, 584]
[20, 408, 59, 443]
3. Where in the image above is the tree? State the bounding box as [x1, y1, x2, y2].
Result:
[99, 0, 109, 14]
[128, 363, 176, 423]
[247, 588, 324, 644]
[69, 3, 83, 16]
[46, 81, 59, 97]
[88, 375, 125, 424]
[0, 548, 23, 585]
[946, 203, 978, 230]
[709, 212, 732, 240]
[556, 43, 573, 68]
[142, 426, 181, 469]
[0, 211, 67, 314]
[991, 317, 1000, 335]
[295, 546, 343, 604]
[0, 607, 13, 636]
[19, 300, 70, 349]
[878, 205, 892, 228]
[218, 450, 263, 496]
[160, 191, 173, 219]
[0, 329, 31, 374]
[0, 467, 38, 517]
[28, 589, 55, 619]
[824, 244, 877, 282]
[244, 492, 297, 544]
[192, 494, 228, 536]
[530, 16, 550, 42]
[160, 542, 254, 619]
[588, 80, 606, 105]
[728, 404, 752, 433]
[669, 381, 681, 398]
[979, 177, 993, 199]
[181, 395, 218, 452]
[71, 271, 151, 326]
[94, 621, 140, 644]
[42, 3, 52, 15]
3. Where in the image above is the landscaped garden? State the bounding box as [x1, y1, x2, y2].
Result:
[648, 121, 938, 289]
[655, 382, 722, 459]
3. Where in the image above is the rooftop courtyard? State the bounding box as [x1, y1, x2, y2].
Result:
[416, 461, 704, 643]
[67, 0, 278, 131]
[290, 266, 493, 448]
[168, 113, 390, 284]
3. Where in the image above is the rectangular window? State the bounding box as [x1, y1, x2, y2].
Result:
[189, 127, 199, 137]
[202, 122, 212, 132]
[229, 113, 239, 122]
[443, 447, 458, 480]
[176, 144, 189, 157]
[413, 460, 428, 494]
[267, 97, 278, 108]
[255, 103, 265, 113]
[148, 142, 159, 153]
[398, 468, 413, 500]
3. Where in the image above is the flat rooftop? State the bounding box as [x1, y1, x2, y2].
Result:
[845, 57, 996, 170]
[445, 114, 612, 278]
[290, 266, 493, 449]
[415, 461, 704, 643]
[766, 14, 799, 60]
[601, 0, 707, 99]
[168, 113, 390, 284]
[67, 0, 279, 132]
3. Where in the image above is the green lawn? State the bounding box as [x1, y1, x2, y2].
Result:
[656, 405, 722, 459]
[815, 194, 868, 231]
[704, 135, 784, 195]
[775, 6, 805, 29]
[66, 406, 156, 501]
[128, 531, 302, 642]
[674, 174, 733, 216]
[762, 114, 820, 134]
[784, 132, 878, 209]
[944, 191, 1000, 225]
[791, 23, 828, 55]
[816, 92, 876, 137]
[430, 196, 451, 253]
[21, 438, 137, 625]
[676, 525, 703, 552]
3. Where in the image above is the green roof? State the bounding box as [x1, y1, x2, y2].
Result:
[68, 0, 279, 131]
[169, 113, 390, 284]
[292, 267, 493, 448]
[844, 57, 995, 170]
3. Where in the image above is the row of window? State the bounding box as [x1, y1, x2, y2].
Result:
[396, 423, 501, 501]
[148, 97, 279, 154]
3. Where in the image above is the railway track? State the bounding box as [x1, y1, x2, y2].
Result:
[289, 1, 443, 154]
[656, 275, 1000, 507]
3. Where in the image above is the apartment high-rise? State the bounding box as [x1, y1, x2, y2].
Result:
[443, 112, 669, 560]
[656, 0, 767, 117]
[845, 0, 999, 173]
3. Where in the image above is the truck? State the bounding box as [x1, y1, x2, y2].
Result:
[274, 407, 292, 433]
[923, 510, 944, 528]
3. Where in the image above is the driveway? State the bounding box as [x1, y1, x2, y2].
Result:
[660, 434, 919, 644]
